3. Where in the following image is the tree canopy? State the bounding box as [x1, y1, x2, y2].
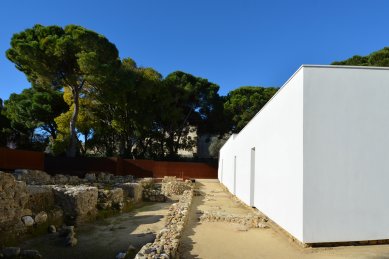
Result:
[332, 47, 389, 67]
[224, 86, 278, 132]
[3, 87, 67, 140]
[3, 24, 279, 159]
[6, 24, 120, 157]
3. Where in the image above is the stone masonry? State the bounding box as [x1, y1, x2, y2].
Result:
[135, 188, 194, 259]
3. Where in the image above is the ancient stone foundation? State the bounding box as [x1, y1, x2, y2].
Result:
[135, 188, 194, 259]
[0, 173, 28, 232]
[199, 211, 268, 229]
[0, 169, 140, 248]
[53, 185, 98, 224]
[161, 177, 194, 196]
[118, 183, 143, 203]
[141, 178, 166, 202]
[98, 188, 124, 210]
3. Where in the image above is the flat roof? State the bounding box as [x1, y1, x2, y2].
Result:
[232, 64, 389, 140]
[302, 64, 389, 70]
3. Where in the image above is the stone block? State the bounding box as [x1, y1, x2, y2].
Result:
[53, 185, 98, 224]
[13, 170, 51, 185]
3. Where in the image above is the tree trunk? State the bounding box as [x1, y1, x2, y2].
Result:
[167, 132, 176, 158]
[81, 131, 88, 156]
[67, 88, 79, 157]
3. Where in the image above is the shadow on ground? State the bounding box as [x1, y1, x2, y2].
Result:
[178, 181, 205, 259]
[19, 202, 171, 259]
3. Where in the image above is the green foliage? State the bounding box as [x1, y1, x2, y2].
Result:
[2, 87, 68, 150]
[0, 99, 11, 147]
[6, 24, 120, 157]
[224, 86, 278, 132]
[332, 47, 389, 67]
[208, 135, 229, 159]
[3, 87, 67, 140]
[332, 55, 369, 66]
[154, 71, 221, 158]
[49, 135, 70, 156]
[4, 24, 281, 159]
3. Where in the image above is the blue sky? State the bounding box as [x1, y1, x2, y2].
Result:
[1, 0, 388, 100]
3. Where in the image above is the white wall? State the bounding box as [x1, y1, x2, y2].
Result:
[219, 65, 389, 244]
[219, 134, 237, 193]
[219, 68, 304, 241]
[303, 66, 389, 243]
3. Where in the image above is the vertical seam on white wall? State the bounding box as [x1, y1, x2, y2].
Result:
[301, 67, 305, 242]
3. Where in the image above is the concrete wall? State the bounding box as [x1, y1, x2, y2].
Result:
[219, 68, 304, 241]
[219, 65, 389, 244]
[303, 66, 389, 243]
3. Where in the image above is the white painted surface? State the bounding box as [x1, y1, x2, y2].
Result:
[219, 68, 304, 241]
[219, 65, 389, 243]
[303, 66, 389, 243]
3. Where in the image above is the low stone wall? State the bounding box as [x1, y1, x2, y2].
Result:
[0, 172, 65, 248]
[199, 211, 268, 229]
[13, 169, 52, 185]
[26, 185, 56, 213]
[53, 185, 98, 224]
[1, 168, 183, 254]
[117, 183, 143, 203]
[0, 169, 142, 245]
[161, 177, 194, 196]
[134, 189, 194, 259]
[98, 188, 124, 210]
[0, 173, 29, 232]
[140, 178, 166, 202]
[13, 170, 134, 186]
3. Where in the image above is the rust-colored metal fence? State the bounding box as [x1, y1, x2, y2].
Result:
[122, 159, 217, 179]
[0, 147, 217, 179]
[0, 148, 44, 171]
[44, 156, 118, 177]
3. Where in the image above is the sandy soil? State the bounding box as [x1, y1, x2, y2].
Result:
[19, 202, 173, 259]
[179, 179, 389, 259]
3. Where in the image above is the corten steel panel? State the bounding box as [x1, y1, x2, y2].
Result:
[153, 161, 217, 179]
[0, 148, 44, 170]
[122, 159, 153, 178]
[124, 159, 217, 179]
[0, 147, 217, 179]
[127, 159, 156, 172]
[44, 156, 117, 177]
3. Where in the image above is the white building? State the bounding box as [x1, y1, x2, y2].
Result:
[218, 65, 389, 244]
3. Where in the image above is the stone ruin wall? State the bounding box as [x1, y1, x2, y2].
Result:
[0, 169, 143, 247]
[0, 171, 197, 258]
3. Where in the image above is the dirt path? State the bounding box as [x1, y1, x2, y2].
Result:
[179, 179, 389, 259]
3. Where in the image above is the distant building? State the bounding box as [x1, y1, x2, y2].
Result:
[177, 127, 221, 159]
